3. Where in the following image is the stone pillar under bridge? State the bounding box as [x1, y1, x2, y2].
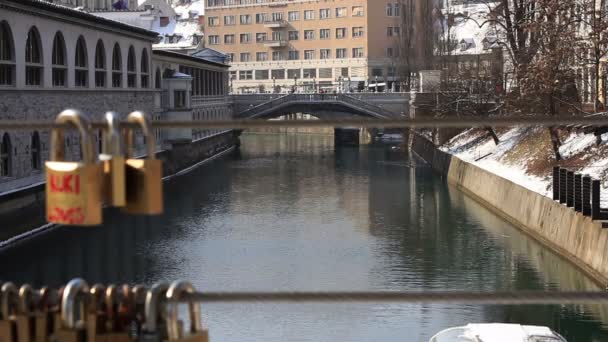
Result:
[334, 128, 360, 146]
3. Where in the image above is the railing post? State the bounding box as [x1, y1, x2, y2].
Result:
[559, 169, 567, 204]
[566, 171, 575, 208]
[574, 174, 582, 212]
[592, 179, 601, 220]
[553, 166, 560, 201]
[582, 176, 592, 217]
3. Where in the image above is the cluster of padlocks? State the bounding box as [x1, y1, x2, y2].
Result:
[45, 110, 163, 226]
[0, 278, 208, 342]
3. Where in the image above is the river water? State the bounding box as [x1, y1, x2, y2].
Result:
[1, 134, 608, 341]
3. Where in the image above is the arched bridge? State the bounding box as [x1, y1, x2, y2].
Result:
[234, 93, 409, 120]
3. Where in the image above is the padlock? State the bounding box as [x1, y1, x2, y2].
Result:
[99, 112, 126, 207]
[54, 279, 88, 342]
[0, 282, 19, 342]
[100, 285, 131, 342]
[15, 285, 36, 342]
[85, 284, 107, 342]
[140, 282, 169, 342]
[45, 110, 104, 226]
[166, 281, 208, 342]
[122, 111, 163, 215]
[130, 285, 147, 339]
[34, 287, 54, 342]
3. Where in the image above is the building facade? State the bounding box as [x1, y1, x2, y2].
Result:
[0, 0, 231, 196]
[203, 0, 402, 93]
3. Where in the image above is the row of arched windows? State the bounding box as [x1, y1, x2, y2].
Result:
[0, 22, 151, 89]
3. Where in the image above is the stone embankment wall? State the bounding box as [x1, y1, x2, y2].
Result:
[411, 133, 608, 285]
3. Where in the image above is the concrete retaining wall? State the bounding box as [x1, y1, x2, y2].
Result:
[411, 133, 608, 285]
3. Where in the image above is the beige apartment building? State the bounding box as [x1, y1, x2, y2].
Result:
[204, 0, 403, 93]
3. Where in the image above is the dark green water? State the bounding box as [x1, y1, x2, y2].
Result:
[1, 134, 607, 341]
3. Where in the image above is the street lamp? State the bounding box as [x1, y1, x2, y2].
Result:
[375, 75, 378, 93]
[293, 76, 298, 92]
[313, 78, 316, 93]
[347, 77, 351, 92]
[230, 74, 235, 94]
[272, 76, 276, 93]
[338, 76, 342, 93]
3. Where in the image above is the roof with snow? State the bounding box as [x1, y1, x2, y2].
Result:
[192, 48, 230, 64]
[4, 0, 158, 39]
[153, 49, 229, 68]
[139, 0, 176, 17]
[441, 1, 502, 56]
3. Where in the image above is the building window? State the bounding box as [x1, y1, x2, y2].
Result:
[319, 68, 332, 78]
[303, 68, 316, 79]
[74, 36, 88, 87]
[256, 52, 267, 61]
[256, 32, 267, 42]
[52, 32, 67, 87]
[256, 13, 268, 24]
[387, 27, 400, 37]
[320, 29, 330, 39]
[288, 11, 299, 21]
[255, 70, 269, 80]
[304, 30, 315, 40]
[320, 8, 331, 19]
[240, 33, 251, 44]
[336, 28, 347, 39]
[238, 70, 253, 80]
[224, 15, 235, 25]
[141, 48, 149, 88]
[352, 47, 364, 58]
[174, 90, 186, 109]
[224, 34, 235, 44]
[304, 10, 314, 20]
[271, 69, 285, 79]
[112, 43, 122, 88]
[388, 66, 396, 77]
[127, 46, 136, 88]
[394, 3, 401, 16]
[287, 69, 300, 79]
[271, 31, 283, 41]
[240, 53, 250, 62]
[372, 68, 383, 77]
[31, 131, 41, 170]
[340, 67, 349, 77]
[336, 48, 347, 59]
[288, 31, 299, 41]
[386, 47, 399, 57]
[304, 50, 315, 60]
[1, 133, 11, 177]
[320, 49, 331, 59]
[25, 27, 42, 86]
[208, 35, 219, 45]
[386, 3, 393, 16]
[0, 21, 15, 86]
[155, 68, 161, 89]
[288, 50, 299, 60]
[335, 7, 347, 17]
[208, 16, 219, 26]
[271, 12, 283, 21]
[352, 27, 364, 38]
[352, 6, 364, 16]
[240, 14, 252, 24]
[95, 40, 106, 87]
[272, 51, 283, 61]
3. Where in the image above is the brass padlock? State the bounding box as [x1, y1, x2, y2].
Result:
[166, 281, 208, 342]
[15, 285, 36, 342]
[100, 285, 131, 342]
[34, 287, 54, 342]
[54, 279, 88, 342]
[0, 282, 19, 342]
[140, 282, 170, 342]
[45, 110, 104, 226]
[122, 111, 163, 215]
[100, 112, 126, 207]
[85, 284, 106, 342]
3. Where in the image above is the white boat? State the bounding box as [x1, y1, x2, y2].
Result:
[429, 323, 567, 342]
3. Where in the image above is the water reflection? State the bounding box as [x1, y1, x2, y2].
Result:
[0, 134, 607, 341]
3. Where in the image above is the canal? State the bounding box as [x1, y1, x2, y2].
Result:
[1, 133, 607, 341]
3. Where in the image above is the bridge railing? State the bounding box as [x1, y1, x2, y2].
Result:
[339, 94, 400, 118]
[237, 94, 294, 118]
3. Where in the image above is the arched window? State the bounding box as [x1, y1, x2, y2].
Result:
[25, 27, 42, 86]
[31, 131, 41, 170]
[155, 67, 161, 89]
[0, 21, 14, 86]
[74, 36, 88, 87]
[127, 46, 136, 88]
[52, 32, 67, 86]
[95, 40, 106, 87]
[1, 133, 11, 176]
[141, 48, 149, 88]
[112, 43, 122, 88]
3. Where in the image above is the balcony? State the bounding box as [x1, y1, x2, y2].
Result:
[263, 40, 288, 48]
[263, 20, 287, 28]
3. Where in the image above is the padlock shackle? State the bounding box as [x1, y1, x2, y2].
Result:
[61, 278, 90, 329]
[125, 111, 156, 159]
[88, 284, 105, 314]
[101, 112, 123, 157]
[166, 281, 204, 339]
[18, 284, 34, 314]
[1, 282, 18, 318]
[50, 110, 95, 164]
[144, 282, 169, 333]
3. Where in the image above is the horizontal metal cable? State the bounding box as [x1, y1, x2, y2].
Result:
[178, 291, 608, 305]
[0, 116, 607, 130]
